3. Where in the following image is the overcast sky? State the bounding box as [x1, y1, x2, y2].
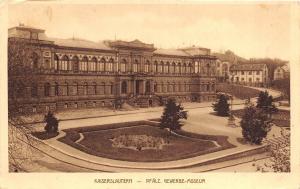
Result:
[8, 3, 291, 60]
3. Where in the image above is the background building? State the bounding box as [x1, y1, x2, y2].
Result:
[8, 25, 217, 113]
[229, 64, 269, 87]
[274, 64, 290, 80]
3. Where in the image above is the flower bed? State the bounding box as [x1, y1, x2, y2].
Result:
[58, 123, 235, 162]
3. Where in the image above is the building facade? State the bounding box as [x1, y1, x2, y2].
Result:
[229, 64, 269, 87]
[8, 25, 217, 113]
[274, 64, 290, 80]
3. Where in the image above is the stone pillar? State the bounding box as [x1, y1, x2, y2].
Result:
[133, 80, 136, 95]
[142, 80, 146, 94]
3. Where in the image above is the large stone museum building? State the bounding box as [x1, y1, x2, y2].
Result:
[8, 25, 217, 113]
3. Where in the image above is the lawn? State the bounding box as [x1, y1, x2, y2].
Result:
[216, 84, 261, 99]
[58, 123, 235, 162]
[232, 109, 290, 127]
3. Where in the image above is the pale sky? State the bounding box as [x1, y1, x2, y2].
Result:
[8, 3, 291, 60]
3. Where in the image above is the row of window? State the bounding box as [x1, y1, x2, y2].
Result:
[18, 100, 112, 113]
[231, 71, 261, 75]
[153, 83, 215, 93]
[233, 77, 261, 82]
[54, 55, 215, 75]
[54, 55, 114, 72]
[10, 81, 215, 99]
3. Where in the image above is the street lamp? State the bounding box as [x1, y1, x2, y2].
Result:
[227, 94, 236, 127]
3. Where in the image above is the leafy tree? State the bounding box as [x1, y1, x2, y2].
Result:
[240, 105, 272, 144]
[160, 98, 187, 134]
[213, 93, 230, 116]
[256, 91, 278, 115]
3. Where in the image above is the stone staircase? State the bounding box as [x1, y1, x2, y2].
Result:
[263, 136, 289, 150]
[126, 94, 162, 108]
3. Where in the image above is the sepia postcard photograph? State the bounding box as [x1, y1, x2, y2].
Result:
[0, 1, 300, 189]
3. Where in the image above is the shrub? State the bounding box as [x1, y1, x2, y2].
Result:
[160, 98, 187, 133]
[240, 105, 272, 144]
[256, 91, 278, 115]
[213, 94, 230, 116]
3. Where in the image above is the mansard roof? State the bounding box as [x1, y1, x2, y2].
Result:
[8, 25, 216, 57]
[48, 37, 113, 51]
[230, 63, 266, 71]
[154, 48, 191, 57]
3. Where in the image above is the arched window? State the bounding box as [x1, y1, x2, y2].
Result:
[72, 56, 79, 73]
[90, 57, 97, 72]
[108, 82, 113, 94]
[195, 61, 199, 73]
[171, 62, 176, 74]
[83, 82, 88, 95]
[183, 63, 187, 74]
[158, 61, 163, 73]
[80, 56, 88, 71]
[154, 82, 157, 93]
[121, 81, 127, 94]
[163, 62, 167, 73]
[108, 58, 114, 72]
[61, 55, 69, 71]
[145, 60, 150, 73]
[54, 54, 59, 71]
[104, 58, 109, 72]
[154, 61, 158, 73]
[54, 82, 59, 96]
[31, 52, 39, 69]
[167, 82, 171, 92]
[166, 62, 170, 74]
[31, 83, 38, 97]
[100, 82, 105, 95]
[44, 83, 51, 97]
[98, 58, 105, 72]
[133, 59, 138, 72]
[64, 82, 69, 96]
[187, 63, 192, 74]
[73, 82, 78, 95]
[178, 63, 181, 74]
[145, 81, 151, 94]
[92, 82, 97, 94]
[120, 59, 126, 72]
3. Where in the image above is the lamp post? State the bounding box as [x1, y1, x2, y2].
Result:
[227, 94, 236, 127]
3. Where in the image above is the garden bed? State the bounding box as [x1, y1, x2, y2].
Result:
[58, 123, 235, 162]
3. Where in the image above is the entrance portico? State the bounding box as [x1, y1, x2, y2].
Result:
[132, 79, 153, 95]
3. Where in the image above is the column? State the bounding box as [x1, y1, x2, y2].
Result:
[133, 80, 136, 95]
